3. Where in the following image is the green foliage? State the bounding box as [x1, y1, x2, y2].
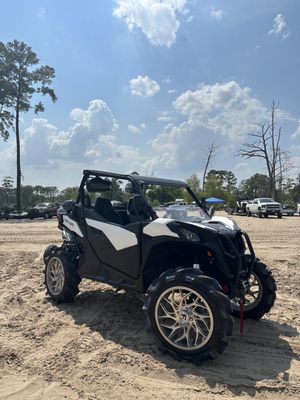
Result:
[102, 178, 123, 202]
[0, 176, 14, 207]
[207, 170, 237, 192]
[290, 182, 300, 204]
[204, 171, 235, 208]
[238, 174, 270, 199]
[57, 187, 79, 203]
[146, 186, 184, 205]
[186, 174, 201, 195]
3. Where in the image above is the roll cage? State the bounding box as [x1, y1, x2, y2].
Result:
[76, 169, 208, 220]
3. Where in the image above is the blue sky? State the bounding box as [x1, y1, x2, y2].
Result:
[1, 0, 299, 189]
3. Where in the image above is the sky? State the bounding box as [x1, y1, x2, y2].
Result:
[1, 0, 300, 189]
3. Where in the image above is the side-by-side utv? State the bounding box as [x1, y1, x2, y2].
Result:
[44, 170, 276, 363]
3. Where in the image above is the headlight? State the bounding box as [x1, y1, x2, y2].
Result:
[180, 228, 200, 242]
[261, 205, 266, 208]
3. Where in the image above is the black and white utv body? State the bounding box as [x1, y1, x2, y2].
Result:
[44, 170, 276, 363]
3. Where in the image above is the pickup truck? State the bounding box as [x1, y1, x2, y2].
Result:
[28, 202, 60, 219]
[246, 198, 282, 218]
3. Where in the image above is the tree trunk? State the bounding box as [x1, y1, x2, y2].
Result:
[270, 180, 276, 200]
[202, 143, 216, 191]
[15, 106, 21, 211]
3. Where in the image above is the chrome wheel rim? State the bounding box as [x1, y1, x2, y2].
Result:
[46, 257, 65, 296]
[232, 272, 262, 311]
[155, 286, 214, 351]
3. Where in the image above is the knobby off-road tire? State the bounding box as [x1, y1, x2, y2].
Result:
[232, 261, 276, 320]
[44, 247, 81, 303]
[43, 244, 59, 264]
[143, 268, 233, 363]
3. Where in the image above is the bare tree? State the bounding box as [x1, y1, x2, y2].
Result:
[202, 142, 218, 191]
[237, 101, 291, 200]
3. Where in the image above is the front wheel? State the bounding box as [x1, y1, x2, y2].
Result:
[232, 261, 276, 320]
[144, 268, 233, 363]
[43, 244, 59, 264]
[44, 248, 81, 303]
[277, 212, 282, 219]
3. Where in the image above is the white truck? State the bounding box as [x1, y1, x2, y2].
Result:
[246, 197, 282, 218]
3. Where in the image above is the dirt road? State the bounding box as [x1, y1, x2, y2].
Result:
[0, 214, 299, 399]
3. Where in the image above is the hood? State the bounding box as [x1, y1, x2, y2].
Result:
[143, 216, 240, 239]
[260, 201, 281, 206]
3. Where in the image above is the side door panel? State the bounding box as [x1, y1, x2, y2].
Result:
[84, 218, 141, 278]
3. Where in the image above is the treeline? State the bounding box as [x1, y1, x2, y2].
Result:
[188, 170, 300, 208]
[1, 170, 300, 210]
[147, 170, 300, 208]
[0, 177, 79, 209]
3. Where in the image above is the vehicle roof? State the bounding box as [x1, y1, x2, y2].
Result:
[83, 170, 189, 188]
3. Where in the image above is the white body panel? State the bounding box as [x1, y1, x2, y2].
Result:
[143, 218, 179, 238]
[63, 215, 83, 237]
[85, 218, 138, 251]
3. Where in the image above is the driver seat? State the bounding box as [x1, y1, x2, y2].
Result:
[94, 197, 122, 225]
[128, 195, 151, 223]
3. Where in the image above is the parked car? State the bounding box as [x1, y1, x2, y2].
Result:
[0, 206, 27, 220]
[28, 202, 60, 219]
[9, 210, 28, 219]
[282, 204, 296, 216]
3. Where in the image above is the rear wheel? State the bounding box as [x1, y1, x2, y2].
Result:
[232, 261, 276, 320]
[44, 248, 81, 303]
[144, 268, 233, 363]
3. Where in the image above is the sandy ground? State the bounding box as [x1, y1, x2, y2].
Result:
[0, 213, 299, 400]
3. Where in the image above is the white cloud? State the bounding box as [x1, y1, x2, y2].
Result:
[268, 14, 291, 39]
[157, 111, 173, 122]
[292, 119, 300, 139]
[210, 8, 224, 21]
[0, 99, 145, 187]
[70, 99, 119, 133]
[129, 75, 160, 97]
[113, 0, 187, 47]
[128, 123, 146, 134]
[173, 81, 269, 139]
[145, 81, 272, 173]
